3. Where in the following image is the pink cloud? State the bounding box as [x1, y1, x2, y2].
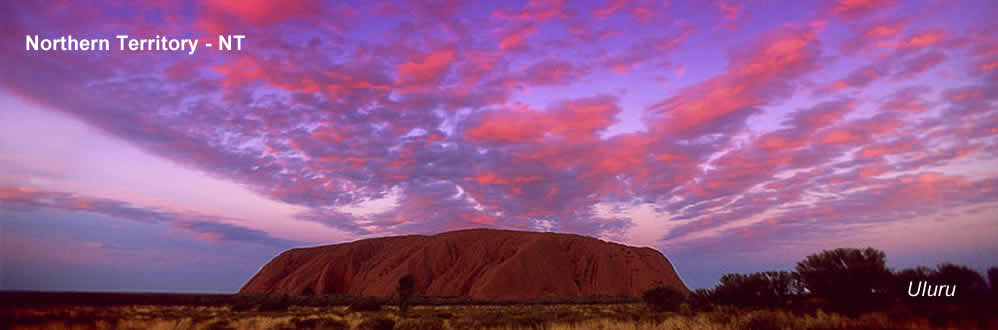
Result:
[631, 7, 655, 22]
[465, 95, 620, 144]
[498, 22, 538, 51]
[718, 1, 741, 21]
[975, 59, 998, 73]
[465, 106, 548, 143]
[518, 58, 589, 86]
[492, 0, 570, 22]
[826, 0, 896, 18]
[196, 0, 333, 34]
[881, 86, 933, 113]
[593, 0, 634, 19]
[840, 18, 907, 55]
[396, 48, 458, 91]
[885, 29, 948, 51]
[648, 27, 821, 137]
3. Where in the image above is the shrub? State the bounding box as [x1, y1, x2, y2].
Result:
[740, 310, 792, 330]
[229, 301, 256, 312]
[395, 318, 444, 330]
[990, 267, 998, 298]
[507, 312, 548, 329]
[398, 274, 415, 318]
[935, 263, 989, 301]
[897, 267, 934, 278]
[688, 288, 715, 312]
[348, 299, 384, 312]
[257, 299, 290, 312]
[796, 247, 891, 314]
[357, 317, 396, 330]
[290, 317, 349, 330]
[642, 284, 686, 312]
[714, 271, 800, 307]
[895, 264, 990, 303]
[205, 319, 236, 330]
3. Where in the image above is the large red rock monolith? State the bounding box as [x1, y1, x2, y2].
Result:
[240, 229, 687, 300]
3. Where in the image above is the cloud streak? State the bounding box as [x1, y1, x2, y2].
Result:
[0, 186, 299, 248]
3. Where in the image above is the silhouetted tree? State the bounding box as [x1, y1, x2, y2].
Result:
[795, 248, 891, 314]
[989, 267, 998, 298]
[715, 273, 761, 306]
[764, 271, 804, 298]
[397, 274, 415, 318]
[688, 288, 715, 312]
[894, 266, 936, 300]
[642, 284, 686, 312]
[933, 264, 987, 290]
[895, 266, 935, 282]
[714, 271, 800, 307]
[933, 263, 988, 302]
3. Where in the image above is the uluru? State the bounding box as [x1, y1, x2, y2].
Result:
[240, 229, 687, 300]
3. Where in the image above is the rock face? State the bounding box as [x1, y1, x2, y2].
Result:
[240, 229, 687, 300]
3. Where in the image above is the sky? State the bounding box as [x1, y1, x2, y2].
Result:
[1, 0, 996, 292]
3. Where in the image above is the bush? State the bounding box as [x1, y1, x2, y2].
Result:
[357, 317, 396, 330]
[398, 274, 415, 318]
[257, 299, 290, 312]
[395, 318, 443, 330]
[935, 263, 989, 302]
[229, 301, 256, 312]
[290, 317, 349, 330]
[688, 288, 715, 312]
[990, 267, 998, 298]
[894, 266, 935, 295]
[348, 299, 384, 312]
[740, 310, 792, 330]
[205, 319, 236, 330]
[642, 284, 686, 312]
[507, 312, 548, 329]
[796, 247, 891, 314]
[713, 271, 799, 307]
[895, 264, 990, 303]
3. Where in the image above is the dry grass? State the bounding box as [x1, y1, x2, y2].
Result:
[3, 303, 995, 329]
